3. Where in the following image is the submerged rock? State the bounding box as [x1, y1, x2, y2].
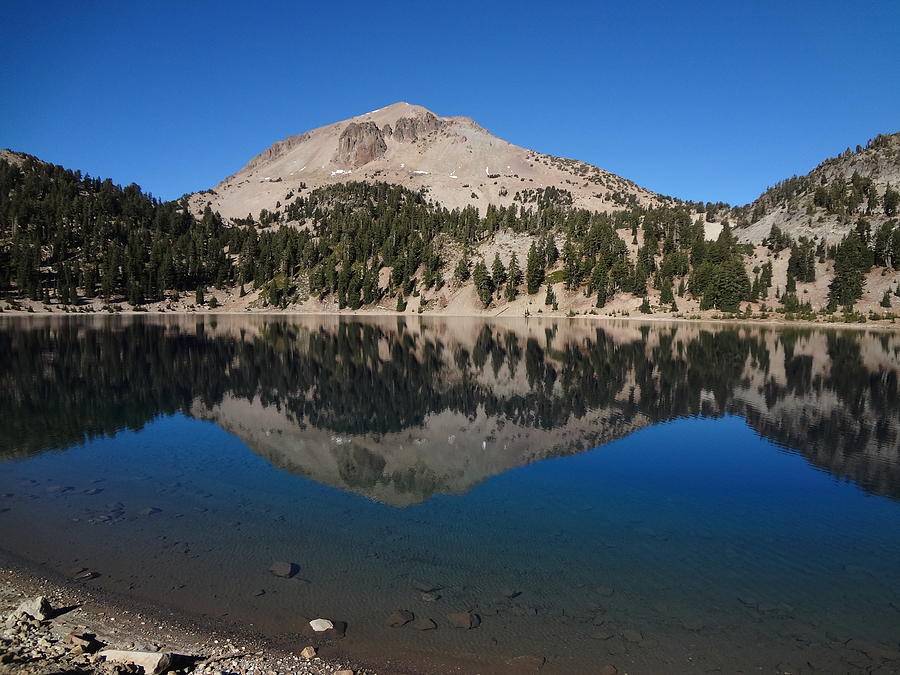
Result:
[621, 628, 643, 643]
[447, 611, 480, 629]
[507, 654, 545, 671]
[386, 610, 414, 627]
[420, 591, 441, 602]
[270, 561, 299, 578]
[411, 617, 437, 631]
[411, 579, 442, 593]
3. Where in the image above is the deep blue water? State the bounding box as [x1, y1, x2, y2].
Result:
[1, 315, 899, 674]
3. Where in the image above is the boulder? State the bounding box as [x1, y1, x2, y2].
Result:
[599, 666, 618, 675]
[300, 646, 317, 658]
[15, 596, 52, 621]
[99, 650, 174, 675]
[420, 591, 441, 602]
[270, 561, 299, 578]
[411, 617, 437, 631]
[447, 611, 480, 629]
[386, 610, 414, 627]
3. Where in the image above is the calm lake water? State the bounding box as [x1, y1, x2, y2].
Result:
[1, 315, 900, 674]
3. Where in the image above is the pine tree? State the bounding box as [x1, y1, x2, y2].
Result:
[884, 185, 900, 217]
[472, 260, 494, 308]
[506, 253, 522, 301]
[526, 242, 544, 294]
[544, 283, 556, 307]
[453, 252, 471, 283]
[491, 253, 507, 289]
[660, 279, 674, 304]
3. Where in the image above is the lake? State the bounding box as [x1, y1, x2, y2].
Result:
[1, 315, 899, 674]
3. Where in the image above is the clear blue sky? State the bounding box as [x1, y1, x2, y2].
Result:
[2, 1, 897, 206]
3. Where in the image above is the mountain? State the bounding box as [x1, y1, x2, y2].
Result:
[2, 113, 900, 320]
[190, 102, 674, 219]
[736, 132, 900, 244]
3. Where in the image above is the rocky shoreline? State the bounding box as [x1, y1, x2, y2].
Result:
[0, 564, 371, 675]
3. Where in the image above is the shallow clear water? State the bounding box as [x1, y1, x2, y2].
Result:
[1, 315, 900, 673]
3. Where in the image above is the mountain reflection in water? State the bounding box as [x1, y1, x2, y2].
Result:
[1, 315, 898, 504]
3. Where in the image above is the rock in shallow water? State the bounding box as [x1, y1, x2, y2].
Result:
[411, 579, 442, 593]
[621, 628, 643, 643]
[269, 561, 299, 578]
[411, 617, 437, 631]
[309, 618, 334, 632]
[447, 611, 480, 629]
[386, 610, 414, 627]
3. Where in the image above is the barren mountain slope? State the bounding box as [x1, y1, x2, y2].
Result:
[190, 102, 673, 219]
[736, 132, 900, 244]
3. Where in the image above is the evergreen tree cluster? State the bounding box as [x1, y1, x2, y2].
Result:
[4, 154, 895, 316]
[1, 156, 230, 304]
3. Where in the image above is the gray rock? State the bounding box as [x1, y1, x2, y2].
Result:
[99, 650, 174, 675]
[420, 591, 441, 602]
[308, 618, 333, 632]
[15, 596, 52, 621]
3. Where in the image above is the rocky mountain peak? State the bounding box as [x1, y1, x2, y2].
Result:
[334, 121, 387, 167]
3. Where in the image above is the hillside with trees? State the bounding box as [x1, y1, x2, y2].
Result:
[735, 132, 900, 245]
[2, 135, 899, 323]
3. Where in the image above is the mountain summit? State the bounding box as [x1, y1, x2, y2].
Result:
[192, 102, 670, 218]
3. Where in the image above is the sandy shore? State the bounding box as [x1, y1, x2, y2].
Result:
[0, 553, 373, 675]
[1, 305, 898, 334]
